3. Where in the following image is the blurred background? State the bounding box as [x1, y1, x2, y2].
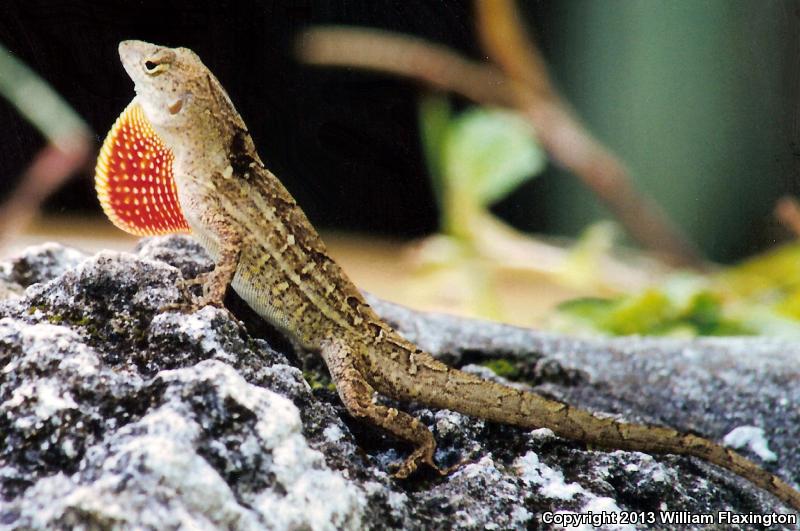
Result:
[2, 0, 800, 331]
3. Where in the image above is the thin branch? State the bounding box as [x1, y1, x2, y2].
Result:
[0, 43, 93, 250]
[298, 21, 706, 269]
[0, 139, 91, 250]
[474, 0, 555, 97]
[299, 27, 514, 107]
[474, 0, 705, 269]
[775, 196, 800, 238]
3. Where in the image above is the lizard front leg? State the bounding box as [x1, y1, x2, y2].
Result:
[170, 211, 242, 312]
[320, 337, 445, 478]
[195, 224, 241, 308]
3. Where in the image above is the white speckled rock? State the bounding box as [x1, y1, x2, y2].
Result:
[1, 236, 798, 530]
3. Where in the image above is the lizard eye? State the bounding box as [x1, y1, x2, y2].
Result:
[143, 58, 170, 76]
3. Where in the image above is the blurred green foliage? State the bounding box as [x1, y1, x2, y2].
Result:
[480, 359, 521, 380]
[443, 108, 545, 207]
[557, 242, 800, 338]
[0, 42, 90, 149]
[419, 96, 545, 239]
[539, 1, 790, 261]
[558, 290, 751, 337]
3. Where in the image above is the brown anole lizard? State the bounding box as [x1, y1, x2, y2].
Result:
[94, 40, 800, 510]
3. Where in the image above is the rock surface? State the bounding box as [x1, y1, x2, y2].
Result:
[0, 236, 798, 530]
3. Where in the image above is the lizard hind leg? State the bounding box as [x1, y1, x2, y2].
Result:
[320, 337, 444, 479]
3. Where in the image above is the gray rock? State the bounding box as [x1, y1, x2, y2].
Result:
[2, 242, 86, 290]
[0, 235, 798, 530]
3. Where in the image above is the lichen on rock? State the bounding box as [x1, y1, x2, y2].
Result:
[0, 236, 798, 529]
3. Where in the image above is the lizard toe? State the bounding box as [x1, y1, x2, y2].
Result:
[158, 299, 204, 314]
[390, 463, 414, 480]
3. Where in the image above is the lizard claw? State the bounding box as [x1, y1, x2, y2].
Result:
[391, 446, 450, 479]
[159, 295, 234, 322]
[436, 455, 471, 476]
[158, 298, 203, 314]
[158, 276, 204, 313]
[390, 459, 418, 480]
[159, 274, 226, 314]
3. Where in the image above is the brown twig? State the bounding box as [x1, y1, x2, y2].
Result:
[298, 17, 706, 269]
[474, 0, 705, 269]
[299, 27, 514, 107]
[0, 43, 94, 251]
[774, 196, 800, 238]
[0, 136, 92, 249]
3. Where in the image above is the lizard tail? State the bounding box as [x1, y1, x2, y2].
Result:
[462, 370, 800, 510]
[367, 350, 800, 510]
[503, 387, 800, 512]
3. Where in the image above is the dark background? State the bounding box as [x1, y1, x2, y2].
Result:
[1, 1, 799, 261]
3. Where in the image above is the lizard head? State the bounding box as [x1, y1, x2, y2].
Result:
[118, 40, 216, 142]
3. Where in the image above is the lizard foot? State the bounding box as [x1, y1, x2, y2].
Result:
[159, 298, 204, 314]
[319, 338, 450, 480]
[391, 450, 469, 479]
[159, 274, 226, 313]
[391, 442, 445, 479]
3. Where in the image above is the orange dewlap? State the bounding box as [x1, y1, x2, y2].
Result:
[95, 101, 189, 236]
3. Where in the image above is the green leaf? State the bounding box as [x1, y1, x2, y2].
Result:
[599, 290, 672, 335]
[556, 284, 755, 337]
[719, 242, 800, 298]
[443, 108, 546, 206]
[557, 297, 617, 321]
